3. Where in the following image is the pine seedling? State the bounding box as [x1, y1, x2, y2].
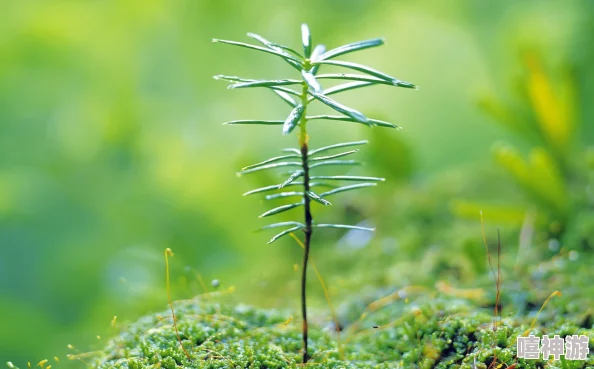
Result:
[214, 24, 417, 363]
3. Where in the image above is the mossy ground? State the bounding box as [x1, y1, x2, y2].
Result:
[94, 292, 593, 369]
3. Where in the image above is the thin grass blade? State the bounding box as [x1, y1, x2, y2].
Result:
[308, 141, 368, 155]
[283, 104, 305, 135]
[259, 202, 303, 218]
[319, 38, 384, 60]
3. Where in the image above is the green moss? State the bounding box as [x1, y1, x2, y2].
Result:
[94, 296, 593, 369]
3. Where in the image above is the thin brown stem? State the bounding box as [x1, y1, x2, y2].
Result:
[300, 133, 312, 364]
[298, 80, 312, 364]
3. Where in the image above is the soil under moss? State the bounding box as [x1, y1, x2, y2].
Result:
[93, 294, 593, 369]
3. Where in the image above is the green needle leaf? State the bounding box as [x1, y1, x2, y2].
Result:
[244, 183, 303, 196]
[223, 120, 284, 126]
[259, 221, 305, 230]
[309, 149, 359, 161]
[213, 38, 303, 68]
[309, 160, 361, 169]
[310, 175, 385, 182]
[315, 73, 396, 86]
[314, 224, 375, 231]
[242, 154, 301, 170]
[243, 182, 335, 196]
[309, 92, 368, 124]
[278, 170, 304, 188]
[321, 81, 375, 97]
[309, 140, 368, 155]
[265, 191, 304, 200]
[239, 161, 303, 175]
[319, 38, 384, 60]
[307, 115, 398, 128]
[228, 79, 302, 89]
[310, 44, 326, 75]
[283, 104, 305, 135]
[319, 183, 377, 197]
[301, 24, 312, 58]
[281, 148, 302, 155]
[259, 202, 303, 218]
[268, 226, 304, 244]
[306, 191, 331, 206]
[246, 32, 304, 60]
[301, 70, 322, 93]
[313, 61, 417, 88]
[272, 90, 297, 107]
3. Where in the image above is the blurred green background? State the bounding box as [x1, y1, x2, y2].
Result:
[1, 0, 593, 367]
